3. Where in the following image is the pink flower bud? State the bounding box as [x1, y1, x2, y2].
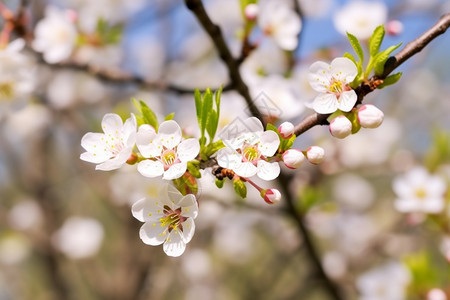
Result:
[244, 4, 259, 21]
[306, 146, 325, 164]
[386, 20, 403, 36]
[65, 9, 78, 23]
[427, 289, 447, 300]
[329, 115, 352, 139]
[278, 121, 294, 139]
[282, 149, 305, 169]
[357, 104, 384, 128]
[261, 188, 281, 204]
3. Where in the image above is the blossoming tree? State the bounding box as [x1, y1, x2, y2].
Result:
[0, 0, 449, 299]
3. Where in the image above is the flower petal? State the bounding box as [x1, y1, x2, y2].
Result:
[123, 114, 137, 141]
[313, 93, 339, 114]
[137, 160, 164, 178]
[422, 198, 444, 213]
[132, 197, 165, 222]
[394, 198, 420, 213]
[163, 230, 186, 257]
[330, 57, 357, 83]
[101, 113, 123, 137]
[163, 184, 184, 208]
[179, 194, 199, 219]
[163, 162, 187, 180]
[158, 120, 181, 149]
[95, 147, 132, 171]
[217, 148, 241, 170]
[257, 160, 280, 181]
[136, 125, 162, 158]
[338, 90, 357, 112]
[259, 130, 280, 157]
[308, 61, 331, 92]
[139, 222, 167, 246]
[81, 132, 107, 153]
[234, 161, 258, 178]
[181, 218, 196, 244]
[177, 138, 200, 162]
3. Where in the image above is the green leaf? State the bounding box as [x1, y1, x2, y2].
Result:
[194, 89, 202, 130]
[206, 111, 218, 142]
[214, 86, 222, 118]
[205, 140, 225, 157]
[369, 25, 385, 57]
[377, 72, 402, 89]
[201, 89, 213, 138]
[187, 161, 201, 178]
[346, 32, 364, 62]
[280, 134, 296, 151]
[343, 52, 356, 64]
[164, 112, 175, 121]
[345, 110, 361, 134]
[215, 178, 225, 189]
[131, 98, 142, 114]
[139, 100, 158, 130]
[233, 179, 247, 198]
[374, 42, 402, 75]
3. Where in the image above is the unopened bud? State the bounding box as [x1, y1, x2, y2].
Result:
[65, 9, 78, 23]
[329, 115, 352, 139]
[427, 289, 447, 300]
[126, 152, 138, 165]
[261, 188, 281, 204]
[357, 104, 384, 128]
[282, 149, 305, 169]
[386, 20, 403, 36]
[278, 121, 295, 139]
[306, 146, 325, 164]
[244, 4, 259, 21]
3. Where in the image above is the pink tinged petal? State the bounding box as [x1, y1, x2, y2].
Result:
[163, 230, 186, 257]
[308, 61, 331, 92]
[257, 160, 280, 181]
[158, 120, 181, 149]
[179, 195, 199, 219]
[136, 125, 161, 158]
[313, 93, 339, 114]
[330, 57, 357, 82]
[338, 90, 357, 112]
[101, 113, 123, 137]
[132, 197, 165, 223]
[137, 160, 164, 178]
[181, 218, 196, 244]
[177, 138, 200, 162]
[259, 130, 280, 157]
[139, 222, 166, 246]
[163, 162, 187, 180]
[234, 161, 258, 178]
[217, 148, 241, 169]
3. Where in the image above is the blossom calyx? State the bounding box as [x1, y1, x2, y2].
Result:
[357, 104, 384, 129]
[278, 121, 295, 139]
[329, 115, 352, 139]
[282, 149, 305, 169]
[261, 189, 281, 204]
[306, 146, 325, 164]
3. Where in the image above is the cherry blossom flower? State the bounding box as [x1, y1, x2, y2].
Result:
[358, 104, 384, 128]
[0, 39, 34, 103]
[393, 167, 447, 214]
[217, 117, 280, 180]
[80, 113, 137, 171]
[32, 6, 78, 63]
[306, 146, 325, 164]
[278, 121, 294, 139]
[329, 115, 352, 139]
[282, 149, 305, 169]
[308, 57, 358, 114]
[131, 184, 198, 257]
[258, 1, 302, 51]
[333, 1, 387, 40]
[136, 120, 200, 180]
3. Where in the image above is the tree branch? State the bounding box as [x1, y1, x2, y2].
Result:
[294, 13, 450, 137]
[184, 0, 265, 124]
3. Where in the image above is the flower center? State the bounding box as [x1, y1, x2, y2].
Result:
[0, 82, 14, 100]
[243, 145, 261, 163]
[414, 187, 427, 199]
[162, 149, 177, 166]
[160, 206, 185, 231]
[330, 79, 344, 94]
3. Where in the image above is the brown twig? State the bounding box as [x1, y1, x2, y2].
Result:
[184, 0, 265, 124]
[294, 13, 450, 137]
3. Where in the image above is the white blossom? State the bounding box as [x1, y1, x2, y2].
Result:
[306, 146, 325, 164]
[393, 167, 447, 214]
[282, 149, 305, 169]
[358, 104, 384, 129]
[136, 120, 200, 180]
[33, 6, 78, 63]
[334, 1, 387, 40]
[80, 113, 137, 171]
[217, 117, 280, 180]
[258, 1, 301, 51]
[308, 57, 358, 114]
[131, 184, 198, 257]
